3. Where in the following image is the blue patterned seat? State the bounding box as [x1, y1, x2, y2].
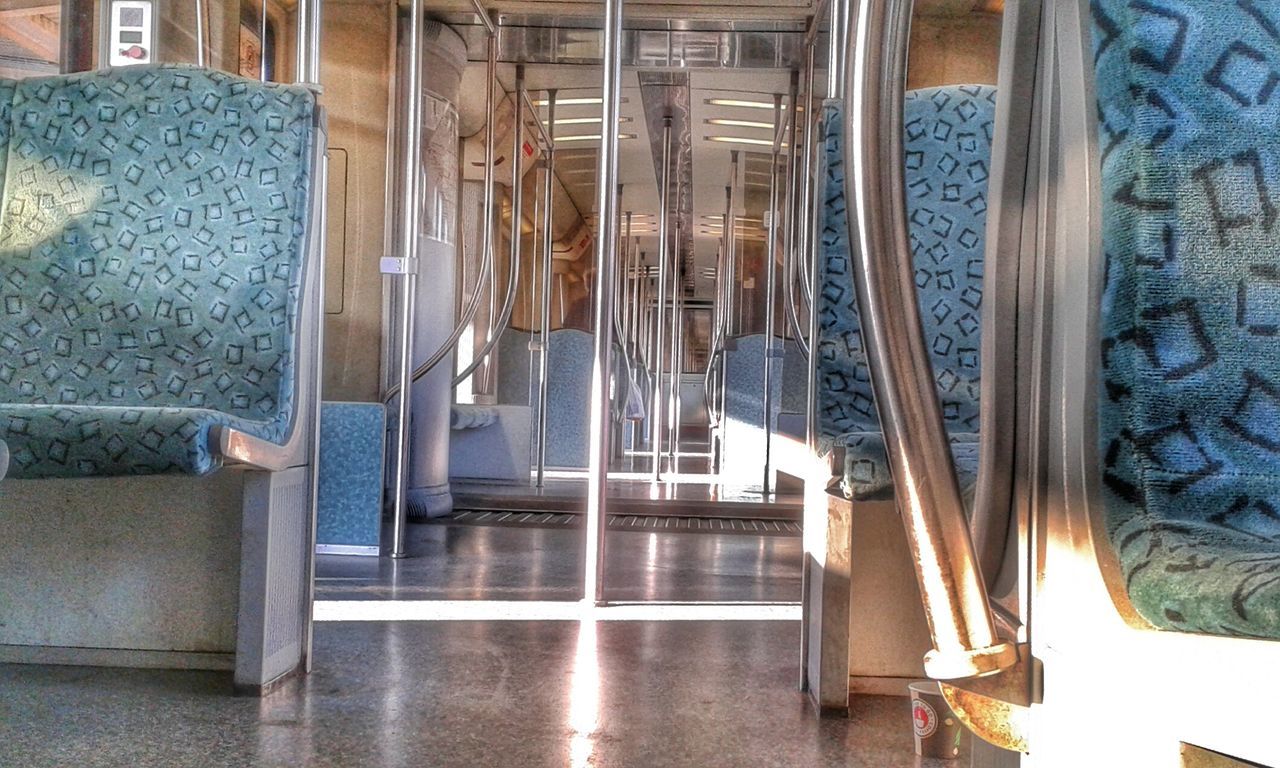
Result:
[815, 85, 996, 499]
[0, 66, 317, 478]
[1092, 0, 1280, 638]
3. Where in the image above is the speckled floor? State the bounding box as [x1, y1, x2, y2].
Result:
[0, 523, 963, 767]
[316, 522, 804, 603]
[0, 622, 959, 768]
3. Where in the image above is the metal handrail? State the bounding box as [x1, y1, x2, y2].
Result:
[584, 0, 626, 605]
[796, 32, 818, 310]
[388, 0, 426, 559]
[452, 65, 527, 388]
[842, 0, 1016, 680]
[382, 31, 498, 403]
[534, 91, 556, 487]
[782, 72, 811, 360]
[469, 0, 496, 35]
[761, 93, 782, 495]
[649, 117, 673, 480]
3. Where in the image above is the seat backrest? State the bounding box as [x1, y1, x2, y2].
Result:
[496, 328, 532, 406]
[544, 328, 593, 468]
[815, 85, 996, 447]
[1092, 0, 1280, 636]
[0, 66, 316, 431]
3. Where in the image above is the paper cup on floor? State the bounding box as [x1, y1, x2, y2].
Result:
[908, 681, 964, 759]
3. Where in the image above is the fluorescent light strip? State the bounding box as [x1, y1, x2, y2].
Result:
[704, 98, 803, 112]
[315, 600, 802, 623]
[555, 133, 637, 143]
[701, 214, 762, 222]
[543, 116, 634, 126]
[531, 97, 631, 107]
[705, 136, 787, 148]
[706, 117, 774, 130]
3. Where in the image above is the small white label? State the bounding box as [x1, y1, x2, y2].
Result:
[108, 1, 154, 67]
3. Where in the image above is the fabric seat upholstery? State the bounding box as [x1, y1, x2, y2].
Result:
[0, 66, 316, 478]
[816, 85, 996, 499]
[1093, 0, 1280, 638]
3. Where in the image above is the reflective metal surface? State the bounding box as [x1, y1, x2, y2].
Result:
[584, 0, 626, 605]
[387, 34, 498, 397]
[781, 70, 809, 360]
[827, 0, 852, 98]
[761, 94, 782, 496]
[535, 92, 557, 487]
[296, 0, 321, 87]
[971, 0, 1043, 594]
[452, 65, 526, 387]
[452, 24, 812, 69]
[842, 0, 1014, 679]
[638, 72, 694, 291]
[389, 0, 427, 559]
[193, 0, 207, 68]
[650, 118, 673, 481]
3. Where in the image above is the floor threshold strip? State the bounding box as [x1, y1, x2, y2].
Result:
[314, 600, 803, 623]
[435, 510, 802, 536]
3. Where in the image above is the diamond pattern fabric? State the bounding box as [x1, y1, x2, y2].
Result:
[1093, 0, 1280, 637]
[815, 85, 995, 499]
[0, 66, 316, 477]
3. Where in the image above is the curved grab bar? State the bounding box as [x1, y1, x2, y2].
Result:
[796, 39, 818, 313]
[781, 73, 811, 361]
[842, 0, 1015, 681]
[452, 64, 528, 388]
[383, 34, 498, 403]
[783, 269, 810, 359]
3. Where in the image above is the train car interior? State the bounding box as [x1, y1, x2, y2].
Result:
[0, 0, 1277, 766]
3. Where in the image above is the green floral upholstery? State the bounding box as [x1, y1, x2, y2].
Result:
[1093, 0, 1280, 637]
[816, 86, 995, 499]
[0, 66, 317, 478]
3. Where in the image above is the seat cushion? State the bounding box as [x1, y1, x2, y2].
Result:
[0, 403, 269, 477]
[1093, 0, 1280, 637]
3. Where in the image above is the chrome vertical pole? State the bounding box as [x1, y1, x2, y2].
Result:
[797, 34, 817, 310]
[621, 212, 634, 352]
[300, 0, 326, 666]
[650, 117, 673, 481]
[783, 71, 810, 358]
[389, 0, 425, 558]
[762, 94, 782, 496]
[584, 0, 624, 606]
[726, 151, 739, 336]
[297, 0, 321, 87]
[193, 0, 208, 66]
[259, 0, 268, 81]
[667, 222, 681, 467]
[535, 91, 556, 487]
[804, 14, 828, 457]
[717, 153, 738, 475]
[711, 182, 733, 473]
[630, 238, 643, 362]
[828, 0, 852, 100]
